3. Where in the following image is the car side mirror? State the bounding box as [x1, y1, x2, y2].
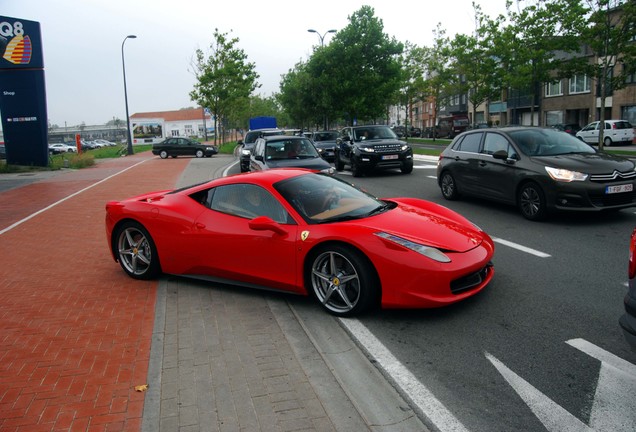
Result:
[255, 155, 264, 162]
[492, 150, 510, 161]
[249, 216, 287, 236]
[237, 140, 244, 145]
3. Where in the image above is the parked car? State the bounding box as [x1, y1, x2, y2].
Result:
[575, 120, 634, 146]
[152, 137, 218, 159]
[48, 143, 77, 154]
[620, 228, 636, 350]
[335, 125, 413, 177]
[437, 126, 636, 220]
[105, 169, 495, 316]
[551, 123, 581, 136]
[0, 142, 5, 159]
[248, 135, 334, 174]
[238, 128, 282, 172]
[93, 139, 116, 147]
[310, 131, 339, 163]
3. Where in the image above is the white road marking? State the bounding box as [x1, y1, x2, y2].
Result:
[488, 339, 636, 431]
[0, 159, 149, 236]
[340, 318, 470, 432]
[492, 237, 551, 258]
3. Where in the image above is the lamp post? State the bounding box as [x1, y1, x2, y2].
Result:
[307, 29, 336, 47]
[121, 35, 136, 155]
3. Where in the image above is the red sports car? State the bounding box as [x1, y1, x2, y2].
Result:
[105, 169, 495, 316]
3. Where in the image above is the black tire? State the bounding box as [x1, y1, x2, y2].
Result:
[307, 244, 380, 317]
[159, 150, 168, 159]
[195, 149, 204, 158]
[518, 182, 547, 221]
[114, 221, 161, 280]
[351, 157, 363, 177]
[440, 171, 459, 200]
[401, 162, 413, 174]
[334, 153, 345, 171]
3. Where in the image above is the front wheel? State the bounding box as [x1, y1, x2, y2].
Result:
[334, 153, 345, 171]
[308, 244, 379, 317]
[518, 182, 547, 221]
[195, 149, 204, 158]
[159, 150, 168, 159]
[351, 157, 363, 177]
[114, 221, 161, 280]
[604, 137, 612, 147]
[401, 162, 413, 174]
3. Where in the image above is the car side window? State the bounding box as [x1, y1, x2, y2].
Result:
[455, 133, 482, 153]
[482, 133, 510, 155]
[209, 184, 289, 223]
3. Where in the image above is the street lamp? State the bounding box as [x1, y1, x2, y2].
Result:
[121, 35, 137, 155]
[307, 29, 336, 47]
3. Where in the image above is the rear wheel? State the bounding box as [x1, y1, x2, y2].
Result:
[114, 221, 161, 279]
[440, 171, 459, 200]
[518, 182, 547, 221]
[308, 244, 379, 317]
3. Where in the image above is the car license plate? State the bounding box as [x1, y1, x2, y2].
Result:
[382, 155, 398, 160]
[606, 184, 633, 194]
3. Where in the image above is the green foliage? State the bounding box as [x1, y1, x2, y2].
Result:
[190, 29, 260, 144]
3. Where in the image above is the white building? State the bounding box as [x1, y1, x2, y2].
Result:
[130, 108, 213, 144]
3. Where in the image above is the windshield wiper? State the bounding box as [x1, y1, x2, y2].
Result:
[364, 203, 390, 217]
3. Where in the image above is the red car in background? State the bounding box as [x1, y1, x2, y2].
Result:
[105, 169, 494, 316]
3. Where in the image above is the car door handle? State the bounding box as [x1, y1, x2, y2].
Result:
[479, 161, 487, 167]
[195, 222, 206, 230]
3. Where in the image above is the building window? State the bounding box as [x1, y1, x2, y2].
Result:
[621, 105, 636, 125]
[171, 130, 179, 137]
[545, 80, 563, 97]
[545, 110, 564, 126]
[184, 124, 194, 136]
[569, 74, 590, 94]
[625, 64, 636, 84]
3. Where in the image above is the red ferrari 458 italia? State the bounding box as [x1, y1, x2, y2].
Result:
[105, 169, 495, 316]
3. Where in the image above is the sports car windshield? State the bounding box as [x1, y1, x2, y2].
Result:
[274, 173, 388, 224]
[509, 128, 597, 156]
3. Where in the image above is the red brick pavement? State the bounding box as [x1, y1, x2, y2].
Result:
[0, 152, 190, 431]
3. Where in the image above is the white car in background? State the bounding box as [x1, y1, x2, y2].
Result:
[576, 120, 634, 146]
[48, 143, 77, 154]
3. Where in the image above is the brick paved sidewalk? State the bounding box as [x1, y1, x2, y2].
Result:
[0, 152, 189, 431]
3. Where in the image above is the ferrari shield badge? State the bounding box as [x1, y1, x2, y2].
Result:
[301, 231, 310, 241]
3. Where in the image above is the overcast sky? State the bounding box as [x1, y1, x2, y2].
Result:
[3, 0, 508, 127]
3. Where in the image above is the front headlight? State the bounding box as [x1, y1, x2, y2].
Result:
[321, 167, 335, 175]
[401, 144, 410, 151]
[359, 146, 375, 153]
[545, 166, 588, 182]
[241, 149, 251, 156]
[375, 232, 451, 263]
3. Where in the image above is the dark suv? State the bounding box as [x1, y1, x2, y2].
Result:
[334, 125, 413, 177]
[238, 128, 282, 172]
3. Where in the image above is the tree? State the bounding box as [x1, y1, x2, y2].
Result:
[449, 3, 502, 126]
[190, 29, 260, 145]
[320, 6, 404, 125]
[574, 0, 636, 149]
[496, 0, 588, 126]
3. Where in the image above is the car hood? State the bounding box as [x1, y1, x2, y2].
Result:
[265, 157, 332, 170]
[359, 202, 486, 253]
[533, 152, 634, 174]
[360, 138, 405, 146]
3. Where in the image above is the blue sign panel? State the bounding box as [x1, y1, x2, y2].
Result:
[0, 16, 47, 166]
[0, 69, 49, 166]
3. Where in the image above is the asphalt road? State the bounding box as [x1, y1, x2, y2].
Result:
[300, 158, 636, 432]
